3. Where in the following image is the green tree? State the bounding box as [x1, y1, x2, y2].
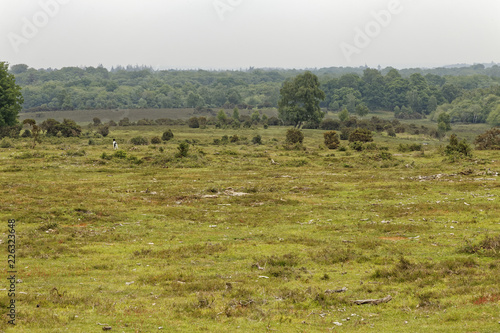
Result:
[278, 71, 325, 128]
[22, 119, 42, 148]
[251, 110, 261, 124]
[486, 104, 500, 126]
[437, 112, 451, 131]
[338, 108, 349, 122]
[355, 103, 369, 118]
[427, 95, 438, 113]
[216, 109, 227, 127]
[232, 107, 240, 122]
[0, 62, 24, 128]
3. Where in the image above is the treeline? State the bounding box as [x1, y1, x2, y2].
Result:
[9, 63, 500, 125]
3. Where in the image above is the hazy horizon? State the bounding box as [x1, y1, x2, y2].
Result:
[2, 0, 499, 70]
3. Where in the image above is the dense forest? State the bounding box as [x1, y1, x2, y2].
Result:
[9, 63, 500, 125]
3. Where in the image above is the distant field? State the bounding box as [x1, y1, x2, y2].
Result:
[0, 124, 499, 332]
[18, 108, 280, 125]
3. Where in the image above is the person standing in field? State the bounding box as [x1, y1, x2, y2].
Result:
[113, 139, 118, 150]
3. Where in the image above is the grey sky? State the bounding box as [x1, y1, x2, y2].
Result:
[1, 0, 499, 70]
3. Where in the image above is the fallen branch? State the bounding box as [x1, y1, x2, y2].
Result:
[325, 287, 347, 294]
[353, 295, 392, 305]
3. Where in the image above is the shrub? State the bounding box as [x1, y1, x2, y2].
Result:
[460, 235, 500, 257]
[0, 138, 13, 148]
[340, 127, 351, 140]
[22, 130, 32, 138]
[474, 127, 500, 150]
[97, 125, 109, 137]
[162, 129, 174, 141]
[445, 134, 472, 159]
[267, 116, 280, 126]
[151, 136, 162, 144]
[252, 135, 262, 145]
[285, 128, 304, 144]
[130, 136, 149, 145]
[188, 117, 200, 128]
[398, 143, 423, 152]
[119, 117, 131, 126]
[349, 141, 364, 151]
[113, 150, 127, 159]
[323, 131, 340, 149]
[230, 135, 239, 143]
[365, 142, 377, 151]
[348, 128, 373, 143]
[320, 119, 341, 130]
[176, 142, 190, 158]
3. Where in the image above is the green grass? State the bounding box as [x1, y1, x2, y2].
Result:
[0, 124, 499, 332]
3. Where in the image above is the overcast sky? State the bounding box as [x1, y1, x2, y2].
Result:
[1, 0, 499, 70]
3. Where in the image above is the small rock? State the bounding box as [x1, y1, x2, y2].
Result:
[102, 327, 112, 331]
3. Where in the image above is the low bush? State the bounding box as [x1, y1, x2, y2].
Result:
[323, 131, 340, 149]
[130, 136, 149, 145]
[252, 135, 262, 145]
[348, 128, 373, 143]
[474, 127, 500, 150]
[151, 136, 162, 144]
[285, 128, 304, 144]
[162, 129, 174, 141]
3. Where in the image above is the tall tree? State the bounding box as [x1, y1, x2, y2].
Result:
[0, 62, 24, 127]
[278, 71, 325, 128]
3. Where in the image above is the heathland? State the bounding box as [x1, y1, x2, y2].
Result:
[0, 111, 499, 332]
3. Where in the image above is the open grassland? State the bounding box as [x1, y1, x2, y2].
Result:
[0, 125, 499, 332]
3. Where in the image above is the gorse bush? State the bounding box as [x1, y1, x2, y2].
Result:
[130, 136, 149, 145]
[474, 127, 500, 150]
[162, 129, 174, 141]
[348, 128, 373, 143]
[285, 128, 304, 144]
[151, 136, 162, 144]
[252, 135, 262, 145]
[349, 141, 364, 151]
[445, 134, 472, 159]
[176, 142, 190, 158]
[323, 131, 340, 149]
[0, 138, 13, 148]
